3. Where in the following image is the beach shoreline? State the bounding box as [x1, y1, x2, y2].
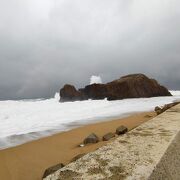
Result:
[0, 111, 155, 180]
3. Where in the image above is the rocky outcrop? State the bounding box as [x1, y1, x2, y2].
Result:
[60, 84, 84, 102]
[60, 74, 172, 102]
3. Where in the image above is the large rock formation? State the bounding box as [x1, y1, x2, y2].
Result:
[59, 84, 84, 102]
[60, 74, 171, 102]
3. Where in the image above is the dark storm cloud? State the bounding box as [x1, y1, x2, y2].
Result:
[0, 0, 180, 100]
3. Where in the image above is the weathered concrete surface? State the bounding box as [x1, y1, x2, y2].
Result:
[44, 104, 180, 180]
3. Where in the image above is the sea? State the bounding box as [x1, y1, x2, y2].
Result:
[0, 90, 180, 149]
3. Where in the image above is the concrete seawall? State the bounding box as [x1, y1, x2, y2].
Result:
[44, 104, 180, 180]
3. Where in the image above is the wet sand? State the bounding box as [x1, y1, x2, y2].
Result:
[0, 112, 155, 180]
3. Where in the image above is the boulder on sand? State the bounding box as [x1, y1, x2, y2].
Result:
[43, 163, 64, 178]
[102, 132, 115, 141]
[116, 125, 128, 135]
[155, 106, 161, 112]
[83, 133, 99, 144]
[59, 74, 172, 102]
[154, 106, 162, 115]
[155, 102, 180, 115]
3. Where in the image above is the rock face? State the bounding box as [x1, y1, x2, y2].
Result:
[60, 74, 172, 102]
[60, 84, 84, 102]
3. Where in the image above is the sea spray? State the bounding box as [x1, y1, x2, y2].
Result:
[90, 75, 102, 84]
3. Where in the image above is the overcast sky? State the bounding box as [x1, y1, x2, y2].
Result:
[0, 0, 180, 100]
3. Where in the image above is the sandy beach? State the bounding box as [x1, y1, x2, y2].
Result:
[0, 112, 155, 180]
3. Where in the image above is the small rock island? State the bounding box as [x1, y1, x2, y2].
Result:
[60, 74, 171, 102]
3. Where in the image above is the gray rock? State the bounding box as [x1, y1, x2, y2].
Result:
[83, 133, 99, 144]
[116, 126, 128, 135]
[43, 163, 64, 178]
[155, 106, 162, 112]
[155, 106, 163, 115]
[102, 132, 115, 141]
[156, 110, 162, 115]
[155, 102, 180, 115]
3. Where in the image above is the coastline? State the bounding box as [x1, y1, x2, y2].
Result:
[0, 111, 155, 180]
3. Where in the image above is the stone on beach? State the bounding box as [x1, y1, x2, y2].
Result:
[116, 125, 128, 135]
[83, 133, 99, 144]
[43, 163, 64, 178]
[154, 106, 162, 115]
[155, 106, 161, 112]
[102, 132, 115, 141]
[155, 102, 180, 115]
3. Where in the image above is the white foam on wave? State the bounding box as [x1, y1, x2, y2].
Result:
[0, 90, 180, 149]
[90, 75, 102, 84]
[170, 90, 180, 96]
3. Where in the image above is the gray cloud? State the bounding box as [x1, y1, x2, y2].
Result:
[0, 0, 180, 100]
